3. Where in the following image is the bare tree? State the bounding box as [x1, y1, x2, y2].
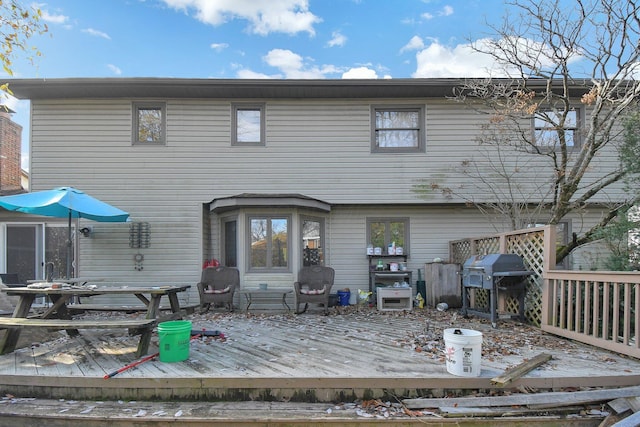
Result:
[432, 0, 640, 261]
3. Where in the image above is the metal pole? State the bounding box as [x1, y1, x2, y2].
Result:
[66, 211, 72, 278]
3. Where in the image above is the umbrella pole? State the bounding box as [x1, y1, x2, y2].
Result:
[66, 211, 72, 278]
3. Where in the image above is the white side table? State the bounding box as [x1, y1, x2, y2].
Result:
[377, 287, 412, 311]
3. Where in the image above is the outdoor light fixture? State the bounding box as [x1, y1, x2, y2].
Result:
[79, 226, 93, 238]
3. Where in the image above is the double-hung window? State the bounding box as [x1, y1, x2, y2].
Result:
[533, 108, 580, 149]
[372, 106, 425, 153]
[232, 103, 265, 145]
[248, 215, 290, 271]
[132, 102, 166, 145]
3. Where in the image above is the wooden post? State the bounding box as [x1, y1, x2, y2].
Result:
[541, 225, 557, 328]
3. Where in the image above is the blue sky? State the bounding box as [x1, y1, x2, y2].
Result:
[8, 0, 511, 169]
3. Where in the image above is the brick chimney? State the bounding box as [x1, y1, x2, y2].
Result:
[0, 107, 23, 193]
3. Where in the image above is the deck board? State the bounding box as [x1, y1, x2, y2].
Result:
[0, 306, 638, 402]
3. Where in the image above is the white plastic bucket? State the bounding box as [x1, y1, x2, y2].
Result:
[443, 328, 482, 377]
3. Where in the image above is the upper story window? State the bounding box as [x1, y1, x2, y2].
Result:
[533, 108, 580, 149]
[248, 215, 290, 271]
[367, 217, 409, 254]
[371, 106, 425, 153]
[133, 102, 166, 145]
[232, 103, 265, 146]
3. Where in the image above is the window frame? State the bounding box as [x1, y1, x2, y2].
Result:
[371, 105, 425, 153]
[366, 217, 410, 254]
[247, 214, 291, 272]
[132, 102, 166, 145]
[301, 215, 325, 267]
[232, 103, 265, 146]
[532, 107, 582, 150]
[221, 216, 238, 268]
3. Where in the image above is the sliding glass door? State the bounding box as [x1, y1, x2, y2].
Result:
[4, 224, 70, 282]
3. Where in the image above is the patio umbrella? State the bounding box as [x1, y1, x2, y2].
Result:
[0, 186, 129, 278]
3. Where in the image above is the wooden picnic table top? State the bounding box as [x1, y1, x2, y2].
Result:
[27, 277, 105, 284]
[3, 284, 190, 297]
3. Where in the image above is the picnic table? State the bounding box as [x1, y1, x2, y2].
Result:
[0, 284, 190, 357]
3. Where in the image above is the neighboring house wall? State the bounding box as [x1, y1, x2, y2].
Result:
[0, 110, 23, 194]
[20, 169, 29, 191]
[4, 79, 629, 306]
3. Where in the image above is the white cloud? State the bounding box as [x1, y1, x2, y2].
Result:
[400, 36, 425, 53]
[161, 0, 322, 36]
[261, 49, 326, 78]
[2, 94, 19, 113]
[342, 67, 378, 79]
[264, 49, 304, 71]
[327, 31, 347, 47]
[237, 48, 349, 79]
[412, 39, 517, 78]
[40, 9, 69, 25]
[82, 28, 111, 40]
[210, 42, 229, 52]
[440, 5, 453, 16]
[21, 154, 29, 172]
[496, 36, 582, 71]
[629, 62, 640, 79]
[107, 64, 122, 75]
[420, 5, 452, 21]
[236, 69, 278, 79]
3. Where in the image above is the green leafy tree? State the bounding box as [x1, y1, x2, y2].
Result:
[593, 112, 640, 270]
[0, 1, 47, 95]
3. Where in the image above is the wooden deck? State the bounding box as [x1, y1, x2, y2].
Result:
[0, 305, 638, 424]
[0, 305, 637, 399]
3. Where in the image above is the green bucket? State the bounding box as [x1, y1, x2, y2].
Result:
[157, 320, 192, 362]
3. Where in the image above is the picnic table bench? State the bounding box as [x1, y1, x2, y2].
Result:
[67, 303, 199, 316]
[0, 317, 155, 357]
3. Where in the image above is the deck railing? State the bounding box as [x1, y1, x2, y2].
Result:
[450, 225, 640, 358]
[542, 270, 639, 358]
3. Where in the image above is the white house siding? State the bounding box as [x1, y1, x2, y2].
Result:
[19, 93, 628, 306]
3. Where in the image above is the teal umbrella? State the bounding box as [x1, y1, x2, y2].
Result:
[0, 186, 129, 277]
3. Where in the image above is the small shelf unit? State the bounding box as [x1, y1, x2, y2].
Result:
[368, 255, 412, 295]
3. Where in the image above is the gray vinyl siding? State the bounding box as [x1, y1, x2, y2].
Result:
[28, 99, 625, 204]
[20, 96, 626, 306]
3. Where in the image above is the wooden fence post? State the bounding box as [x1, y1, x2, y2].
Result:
[541, 225, 557, 327]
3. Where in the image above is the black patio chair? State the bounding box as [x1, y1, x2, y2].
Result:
[0, 273, 23, 288]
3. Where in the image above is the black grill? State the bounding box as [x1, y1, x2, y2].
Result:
[461, 254, 534, 327]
